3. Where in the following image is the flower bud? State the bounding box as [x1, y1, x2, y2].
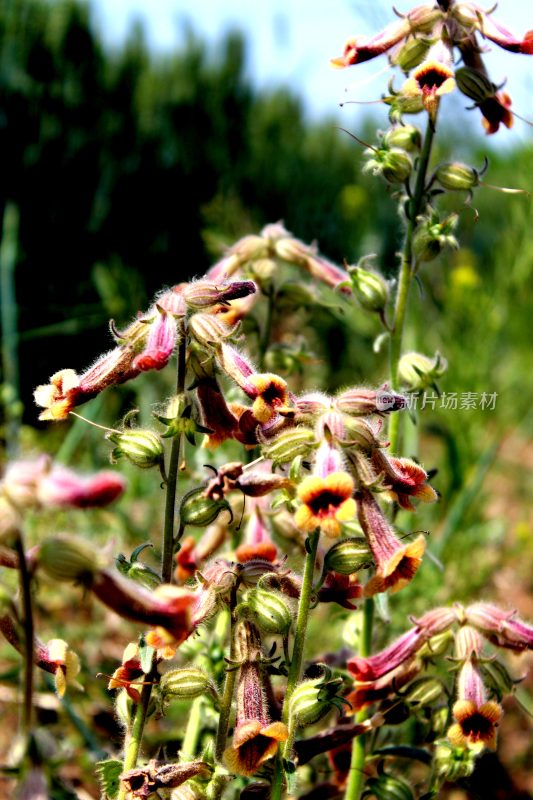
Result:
[115, 687, 135, 725]
[39, 535, 101, 583]
[455, 66, 496, 104]
[260, 428, 317, 464]
[382, 125, 422, 152]
[349, 266, 389, 312]
[481, 659, 518, 699]
[365, 148, 413, 184]
[183, 280, 256, 310]
[237, 589, 293, 634]
[160, 667, 216, 704]
[435, 163, 479, 192]
[107, 430, 164, 469]
[403, 677, 446, 708]
[324, 537, 373, 575]
[289, 674, 344, 727]
[398, 351, 447, 391]
[392, 36, 431, 72]
[417, 630, 453, 659]
[434, 741, 477, 781]
[412, 212, 458, 262]
[364, 774, 414, 800]
[179, 488, 232, 527]
[188, 313, 238, 347]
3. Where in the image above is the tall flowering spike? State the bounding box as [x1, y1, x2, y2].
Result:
[465, 602, 533, 652]
[401, 41, 456, 120]
[224, 622, 288, 776]
[371, 452, 438, 510]
[356, 489, 426, 595]
[132, 306, 178, 372]
[448, 659, 503, 751]
[294, 441, 356, 538]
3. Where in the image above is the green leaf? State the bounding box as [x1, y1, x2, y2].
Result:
[95, 759, 123, 800]
[138, 636, 155, 674]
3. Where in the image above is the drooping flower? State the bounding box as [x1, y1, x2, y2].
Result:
[294, 441, 356, 538]
[107, 642, 144, 703]
[448, 658, 503, 751]
[224, 622, 288, 776]
[371, 452, 438, 510]
[356, 489, 426, 595]
[132, 305, 179, 372]
[465, 602, 533, 652]
[235, 503, 278, 563]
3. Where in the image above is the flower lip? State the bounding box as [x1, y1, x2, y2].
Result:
[414, 60, 455, 90]
[448, 699, 503, 750]
[295, 472, 356, 538]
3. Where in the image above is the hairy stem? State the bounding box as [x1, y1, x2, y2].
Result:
[344, 598, 374, 800]
[15, 530, 34, 740]
[161, 323, 187, 583]
[271, 528, 320, 800]
[117, 667, 155, 800]
[388, 115, 437, 454]
[215, 589, 239, 761]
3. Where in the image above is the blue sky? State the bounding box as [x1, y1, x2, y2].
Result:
[90, 0, 532, 141]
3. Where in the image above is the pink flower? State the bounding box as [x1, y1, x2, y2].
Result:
[132, 306, 178, 372]
[466, 602, 533, 652]
[37, 467, 126, 508]
[356, 489, 426, 595]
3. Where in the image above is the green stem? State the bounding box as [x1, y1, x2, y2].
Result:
[344, 598, 374, 800]
[388, 115, 437, 454]
[15, 530, 34, 739]
[161, 324, 187, 583]
[182, 696, 204, 757]
[271, 528, 320, 800]
[215, 594, 238, 761]
[117, 670, 155, 800]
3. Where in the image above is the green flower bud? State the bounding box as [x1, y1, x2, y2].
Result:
[188, 312, 239, 347]
[418, 630, 453, 659]
[260, 428, 317, 465]
[289, 675, 344, 727]
[455, 66, 497, 104]
[115, 687, 135, 726]
[365, 148, 413, 184]
[124, 562, 161, 590]
[179, 487, 232, 527]
[398, 351, 447, 391]
[160, 668, 217, 704]
[107, 430, 164, 469]
[435, 163, 480, 192]
[434, 740, 477, 781]
[391, 37, 431, 72]
[412, 212, 458, 262]
[349, 266, 389, 312]
[481, 659, 518, 699]
[364, 774, 414, 800]
[39, 535, 101, 583]
[237, 589, 293, 634]
[383, 125, 422, 152]
[431, 707, 449, 738]
[403, 677, 446, 707]
[324, 537, 373, 575]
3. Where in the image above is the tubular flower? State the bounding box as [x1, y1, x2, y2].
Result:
[107, 642, 144, 704]
[401, 42, 455, 120]
[456, 41, 515, 134]
[236, 503, 278, 563]
[331, 5, 443, 67]
[356, 489, 425, 595]
[295, 441, 356, 538]
[465, 602, 533, 651]
[217, 344, 294, 424]
[451, 3, 533, 55]
[448, 659, 503, 751]
[132, 306, 178, 372]
[224, 623, 288, 776]
[371, 452, 438, 510]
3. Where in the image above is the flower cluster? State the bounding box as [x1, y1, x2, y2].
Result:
[332, 0, 533, 133]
